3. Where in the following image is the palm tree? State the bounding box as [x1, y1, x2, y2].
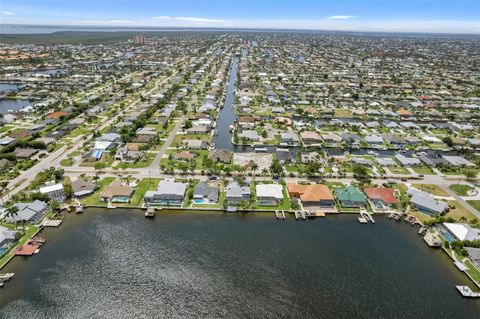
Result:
[250, 161, 259, 179]
[4, 206, 19, 222]
[0, 181, 9, 205]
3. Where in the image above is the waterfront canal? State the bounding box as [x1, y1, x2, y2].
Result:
[1, 210, 479, 318]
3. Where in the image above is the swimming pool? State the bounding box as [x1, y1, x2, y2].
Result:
[0, 247, 8, 256]
[442, 232, 456, 243]
[193, 199, 207, 204]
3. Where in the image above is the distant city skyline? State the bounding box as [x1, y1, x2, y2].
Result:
[0, 0, 479, 34]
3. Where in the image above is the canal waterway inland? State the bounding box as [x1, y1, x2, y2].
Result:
[0, 210, 479, 318]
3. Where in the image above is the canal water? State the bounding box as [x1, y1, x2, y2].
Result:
[1, 210, 479, 318]
[0, 99, 31, 115]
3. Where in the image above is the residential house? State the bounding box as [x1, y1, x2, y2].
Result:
[6, 200, 48, 223]
[287, 184, 335, 210]
[100, 180, 134, 203]
[225, 181, 251, 204]
[193, 182, 219, 204]
[256, 184, 284, 206]
[335, 185, 366, 208]
[39, 183, 65, 201]
[144, 180, 188, 206]
[209, 149, 232, 163]
[71, 180, 96, 198]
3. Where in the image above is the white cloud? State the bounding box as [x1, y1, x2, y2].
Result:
[175, 17, 223, 23]
[328, 15, 355, 20]
[1, 11, 15, 15]
[108, 20, 132, 24]
[153, 16, 171, 20]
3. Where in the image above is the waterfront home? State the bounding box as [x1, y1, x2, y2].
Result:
[144, 180, 187, 206]
[334, 185, 366, 208]
[351, 158, 374, 167]
[183, 139, 208, 150]
[225, 181, 251, 205]
[375, 157, 397, 167]
[256, 184, 284, 206]
[6, 200, 48, 223]
[0, 226, 16, 248]
[322, 133, 342, 144]
[301, 151, 321, 164]
[193, 182, 219, 204]
[441, 155, 475, 167]
[280, 132, 300, 145]
[408, 189, 447, 215]
[395, 154, 421, 167]
[209, 149, 232, 163]
[100, 180, 134, 203]
[363, 187, 399, 211]
[441, 223, 480, 242]
[365, 134, 383, 145]
[173, 151, 196, 162]
[39, 182, 65, 201]
[287, 183, 335, 210]
[300, 131, 322, 144]
[187, 125, 210, 135]
[71, 180, 96, 198]
[465, 248, 480, 269]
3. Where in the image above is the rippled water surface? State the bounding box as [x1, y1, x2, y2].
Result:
[1, 210, 479, 318]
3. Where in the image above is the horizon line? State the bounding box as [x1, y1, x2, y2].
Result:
[1, 23, 480, 36]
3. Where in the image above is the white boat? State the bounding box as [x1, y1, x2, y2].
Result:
[145, 207, 155, 218]
[75, 205, 84, 213]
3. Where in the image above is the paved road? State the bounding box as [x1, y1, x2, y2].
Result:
[151, 116, 185, 169]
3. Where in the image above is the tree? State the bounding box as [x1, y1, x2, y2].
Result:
[352, 164, 371, 185]
[4, 206, 19, 222]
[250, 161, 259, 178]
[49, 200, 61, 212]
[0, 181, 9, 205]
[464, 169, 477, 181]
[269, 158, 284, 177]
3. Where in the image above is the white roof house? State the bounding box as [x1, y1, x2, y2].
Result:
[256, 184, 283, 200]
[443, 223, 480, 241]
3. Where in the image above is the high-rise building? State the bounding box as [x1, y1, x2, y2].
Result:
[133, 35, 146, 44]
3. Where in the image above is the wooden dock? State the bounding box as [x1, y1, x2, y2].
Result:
[456, 285, 480, 298]
[42, 219, 63, 227]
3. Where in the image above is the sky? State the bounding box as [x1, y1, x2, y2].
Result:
[0, 0, 479, 34]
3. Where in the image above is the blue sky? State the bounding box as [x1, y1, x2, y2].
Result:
[1, 0, 479, 33]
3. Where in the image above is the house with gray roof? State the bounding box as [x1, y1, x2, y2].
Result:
[7, 200, 48, 223]
[144, 180, 188, 206]
[225, 181, 251, 204]
[0, 226, 16, 248]
[395, 154, 421, 166]
[193, 182, 219, 204]
[408, 189, 447, 215]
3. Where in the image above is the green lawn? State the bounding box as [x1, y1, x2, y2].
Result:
[116, 153, 155, 169]
[60, 158, 74, 167]
[449, 184, 475, 196]
[413, 166, 435, 175]
[130, 178, 160, 206]
[464, 259, 480, 285]
[389, 166, 410, 175]
[412, 183, 449, 197]
[80, 177, 115, 206]
[466, 200, 480, 212]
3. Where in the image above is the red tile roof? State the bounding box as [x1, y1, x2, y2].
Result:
[364, 187, 399, 204]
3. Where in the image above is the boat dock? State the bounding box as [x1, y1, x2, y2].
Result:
[275, 210, 286, 220]
[294, 211, 306, 220]
[456, 286, 480, 298]
[388, 212, 403, 220]
[359, 211, 375, 224]
[42, 219, 63, 227]
[0, 273, 14, 287]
